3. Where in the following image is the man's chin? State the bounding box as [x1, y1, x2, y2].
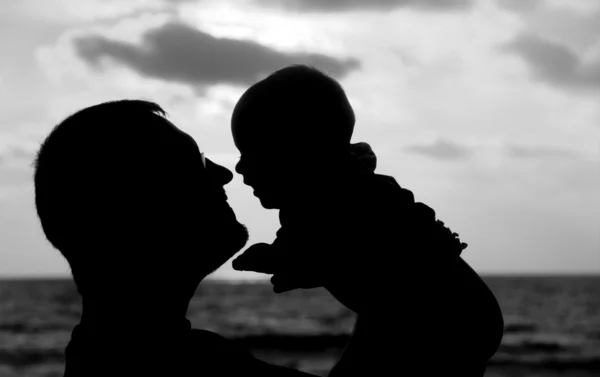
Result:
[229, 221, 250, 253]
[205, 221, 249, 276]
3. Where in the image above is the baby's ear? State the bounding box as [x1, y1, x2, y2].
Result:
[349, 142, 377, 172]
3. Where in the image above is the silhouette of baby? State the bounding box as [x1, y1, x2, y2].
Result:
[232, 139, 464, 290]
[230, 65, 503, 376]
[232, 139, 465, 299]
[232, 141, 396, 292]
[230, 65, 470, 294]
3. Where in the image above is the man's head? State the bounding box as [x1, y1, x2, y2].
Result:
[231, 65, 355, 209]
[34, 100, 248, 301]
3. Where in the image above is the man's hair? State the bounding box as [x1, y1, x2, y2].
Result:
[232, 65, 355, 152]
[34, 100, 197, 292]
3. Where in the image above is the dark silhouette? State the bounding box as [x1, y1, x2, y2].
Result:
[33, 100, 315, 377]
[231, 65, 505, 376]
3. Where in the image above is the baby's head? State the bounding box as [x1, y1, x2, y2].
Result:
[232, 65, 355, 208]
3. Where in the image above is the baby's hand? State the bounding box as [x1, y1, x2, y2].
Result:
[269, 268, 323, 293]
[232, 243, 280, 274]
[232, 242, 323, 293]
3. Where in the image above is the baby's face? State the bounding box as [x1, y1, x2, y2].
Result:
[234, 141, 288, 209]
[233, 124, 306, 209]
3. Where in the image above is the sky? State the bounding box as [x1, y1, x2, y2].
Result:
[0, 0, 599, 279]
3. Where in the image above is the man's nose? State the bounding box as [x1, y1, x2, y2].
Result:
[206, 158, 233, 186]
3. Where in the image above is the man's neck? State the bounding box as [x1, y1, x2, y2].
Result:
[77, 296, 192, 342]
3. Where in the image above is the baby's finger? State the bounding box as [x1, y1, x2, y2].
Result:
[232, 244, 279, 273]
[232, 256, 278, 273]
[273, 283, 296, 294]
[271, 272, 322, 293]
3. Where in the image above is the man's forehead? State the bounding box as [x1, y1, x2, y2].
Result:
[163, 118, 201, 152]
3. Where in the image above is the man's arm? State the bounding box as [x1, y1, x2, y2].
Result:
[190, 330, 320, 376]
[250, 358, 320, 377]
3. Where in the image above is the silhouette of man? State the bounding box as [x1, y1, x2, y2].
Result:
[231, 65, 504, 376]
[33, 100, 315, 377]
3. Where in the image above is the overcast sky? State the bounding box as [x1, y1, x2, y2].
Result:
[1, 0, 599, 279]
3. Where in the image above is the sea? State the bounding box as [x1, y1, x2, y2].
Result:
[0, 276, 599, 377]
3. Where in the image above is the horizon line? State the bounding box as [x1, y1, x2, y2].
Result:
[0, 272, 599, 281]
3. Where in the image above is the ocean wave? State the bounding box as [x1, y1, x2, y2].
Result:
[499, 340, 570, 354]
[488, 355, 600, 369]
[0, 321, 72, 334]
[0, 349, 64, 367]
[1, 334, 600, 370]
[503, 322, 538, 334]
[1, 277, 599, 373]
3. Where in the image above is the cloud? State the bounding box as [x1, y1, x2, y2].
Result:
[14, 0, 168, 23]
[500, 32, 600, 93]
[0, 143, 34, 190]
[497, 0, 600, 15]
[507, 144, 581, 159]
[253, 0, 474, 13]
[0, 145, 36, 167]
[496, 0, 543, 14]
[74, 22, 360, 89]
[404, 139, 471, 160]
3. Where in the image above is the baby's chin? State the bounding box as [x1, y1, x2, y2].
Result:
[255, 192, 282, 210]
[258, 197, 280, 210]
